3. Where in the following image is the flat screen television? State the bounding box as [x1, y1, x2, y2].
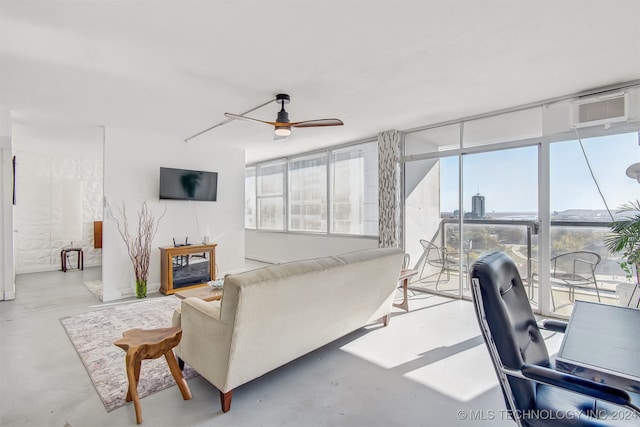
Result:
[159, 167, 218, 201]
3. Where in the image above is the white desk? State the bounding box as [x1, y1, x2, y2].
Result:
[556, 300, 640, 393]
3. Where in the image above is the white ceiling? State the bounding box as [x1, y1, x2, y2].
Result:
[1, 1, 639, 163]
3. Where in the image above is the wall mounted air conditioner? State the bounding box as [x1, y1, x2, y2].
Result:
[571, 92, 628, 128]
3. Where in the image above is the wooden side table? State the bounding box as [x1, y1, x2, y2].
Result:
[114, 327, 192, 424]
[393, 269, 419, 312]
[175, 285, 223, 302]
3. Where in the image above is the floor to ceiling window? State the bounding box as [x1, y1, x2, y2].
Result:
[403, 86, 640, 317]
[548, 131, 640, 315]
[404, 124, 463, 297]
[405, 110, 542, 302]
[460, 146, 539, 302]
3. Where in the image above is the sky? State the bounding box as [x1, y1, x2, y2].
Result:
[439, 132, 640, 213]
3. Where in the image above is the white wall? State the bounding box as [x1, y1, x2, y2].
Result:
[12, 123, 104, 273]
[0, 104, 14, 300]
[245, 230, 377, 264]
[102, 127, 245, 301]
[0, 134, 14, 300]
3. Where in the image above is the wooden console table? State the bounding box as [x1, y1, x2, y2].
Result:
[159, 243, 217, 295]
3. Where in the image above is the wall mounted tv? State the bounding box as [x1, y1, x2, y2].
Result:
[159, 167, 218, 201]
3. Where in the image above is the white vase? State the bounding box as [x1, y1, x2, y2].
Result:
[616, 282, 640, 308]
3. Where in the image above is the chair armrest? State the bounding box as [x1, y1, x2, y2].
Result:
[511, 364, 640, 414]
[572, 258, 597, 278]
[537, 319, 567, 333]
[574, 257, 596, 268]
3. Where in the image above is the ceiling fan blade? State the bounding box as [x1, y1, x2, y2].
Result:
[224, 113, 276, 126]
[290, 118, 344, 128]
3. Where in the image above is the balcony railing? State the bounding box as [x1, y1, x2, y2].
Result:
[408, 218, 632, 315]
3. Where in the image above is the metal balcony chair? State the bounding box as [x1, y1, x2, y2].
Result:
[470, 251, 640, 427]
[417, 239, 463, 290]
[549, 251, 601, 311]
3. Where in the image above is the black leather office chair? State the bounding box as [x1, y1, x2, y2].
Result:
[470, 251, 640, 427]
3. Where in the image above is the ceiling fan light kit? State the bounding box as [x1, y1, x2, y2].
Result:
[274, 127, 292, 137]
[185, 93, 343, 142]
[274, 94, 292, 137]
[222, 93, 343, 140]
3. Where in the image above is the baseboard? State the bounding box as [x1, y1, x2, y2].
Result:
[1, 290, 16, 300]
[16, 266, 60, 275]
[110, 282, 161, 301]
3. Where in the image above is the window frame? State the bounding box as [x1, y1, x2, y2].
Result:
[329, 141, 379, 237]
[244, 165, 256, 230]
[245, 140, 379, 238]
[255, 159, 287, 232]
[287, 151, 329, 233]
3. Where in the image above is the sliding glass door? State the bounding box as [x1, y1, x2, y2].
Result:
[405, 155, 461, 297]
[402, 99, 639, 317]
[548, 132, 639, 315]
[404, 124, 463, 297]
[460, 146, 539, 302]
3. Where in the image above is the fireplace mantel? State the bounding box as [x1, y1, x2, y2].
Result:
[159, 243, 217, 295]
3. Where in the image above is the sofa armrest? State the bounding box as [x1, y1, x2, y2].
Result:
[177, 297, 232, 391]
[172, 298, 221, 328]
[182, 297, 222, 320]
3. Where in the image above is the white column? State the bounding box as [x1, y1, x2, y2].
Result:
[0, 141, 16, 300]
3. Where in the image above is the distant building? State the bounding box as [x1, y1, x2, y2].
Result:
[472, 193, 485, 218]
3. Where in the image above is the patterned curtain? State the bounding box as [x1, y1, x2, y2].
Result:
[378, 130, 402, 248]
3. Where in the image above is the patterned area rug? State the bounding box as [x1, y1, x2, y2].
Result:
[60, 297, 198, 412]
[83, 280, 103, 301]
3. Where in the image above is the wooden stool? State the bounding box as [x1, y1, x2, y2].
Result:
[393, 269, 419, 312]
[60, 247, 83, 272]
[114, 327, 192, 424]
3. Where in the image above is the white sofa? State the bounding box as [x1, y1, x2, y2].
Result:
[172, 247, 404, 412]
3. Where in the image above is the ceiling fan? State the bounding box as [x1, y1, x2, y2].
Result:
[224, 94, 343, 139]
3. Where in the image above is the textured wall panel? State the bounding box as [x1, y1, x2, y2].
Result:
[15, 151, 103, 273]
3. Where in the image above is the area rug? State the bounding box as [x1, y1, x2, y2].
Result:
[83, 279, 103, 301]
[60, 297, 198, 412]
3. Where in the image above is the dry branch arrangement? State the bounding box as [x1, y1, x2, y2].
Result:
[107, 200, 166, 298]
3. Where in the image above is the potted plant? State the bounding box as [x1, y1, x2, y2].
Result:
[604, 200, 640, 307]
[107, 201, 166, 298]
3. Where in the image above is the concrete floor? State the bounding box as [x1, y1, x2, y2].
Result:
[0, 266, 559, 427]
